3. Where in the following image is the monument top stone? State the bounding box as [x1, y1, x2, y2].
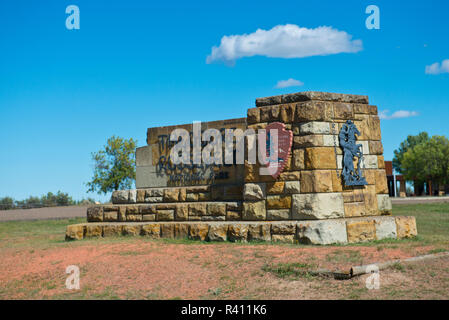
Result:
[255, 91, 369, 107]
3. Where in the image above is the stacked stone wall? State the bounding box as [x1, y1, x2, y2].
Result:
[243, 91, 391, 221]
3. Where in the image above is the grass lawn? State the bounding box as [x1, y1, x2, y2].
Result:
[0, 202, 447, 299]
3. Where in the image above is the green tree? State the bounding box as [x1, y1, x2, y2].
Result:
[393, 132, 430, 174]
[0, 197, 15, 210]
[401, 135, 449, 185]
[86, 136, 137, 194]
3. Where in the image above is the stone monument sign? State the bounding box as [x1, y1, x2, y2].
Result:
[66, 91, 417, 244]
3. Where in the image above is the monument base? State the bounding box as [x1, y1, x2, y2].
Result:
[66, 216, 417, 245]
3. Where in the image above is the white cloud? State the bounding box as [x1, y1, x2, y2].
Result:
[425, 59, 449, 75]
[206, 24, 362, 65]
[275, 78, 304, 88]
[379, 110, 419, 120]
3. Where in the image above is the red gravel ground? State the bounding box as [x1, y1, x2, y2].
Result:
[1, 238, 447, 299]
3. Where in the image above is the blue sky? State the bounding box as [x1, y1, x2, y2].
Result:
[1, 0, 448, 201]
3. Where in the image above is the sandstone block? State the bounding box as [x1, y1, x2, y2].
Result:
[174, 224, 189, 239]
[179, 188, 187, 202]
[243, 201, 266, 220]
[161, 224, 175, 238]
[103, 205, 119, 212]
[271, 234, 295, 243]
[186, 193, 198, 202]
[129, 190, 137, 203]
[126, 214, 142, 222]
[137, 189, 146, 203]
[85, 224, 102, 238]
[260, 105, 280, 122]
[157, 210, 175, 221]
[293, 135, 324, 148]
[87, 206, 103, 222]
[208, 224, 228, 241]
[247, 107, 260, 124]
[369, 141, 384, 155]
[296, 101, 333, 122]
[267, 209, 290, 220]
[333, 102, 354, 119]
[364, 155, 379, 169]
[144, 196, 163, 203]
[66, 224, 84, 240]
[189, 203, 207, 216]
[331, 171, 343, 192]
[118, 207, 126, 221]
[111, 190, 129, 204]
[298, 122, 330, 135]
[378, 155, 385, 169]
[122, 224, 142, 236]
[374, 217, 397, 240]
[344, 202, 366, 217]
[304, 147, 336, 169]
[146, 189, 163, 197]
[189, 224, 209, 241]
[226, 211, 241, 221]
[141, 224, 160, 238]
[126, 205, 139, 214]
[363, 185, 379, 216]
[104, 211, 118, 222]
[296, 220, 347, 245]
[377, 194, 392, 215]
[175, 204, 189, 220]
[163, 189, 179, 202]
[266, 182, 285, 194]
[322, 135, 340, 148]
[346, 220, 376, 243]
[248, 224, 271, 241]
[142, 214, 156, 221]
[278, 171, 300, 181]
[266, 195, 291, 209]
[271, 222, 295, 235]
[285, 181, 301, 194]
[103, 224, 122, 237]
[300, 170, 333, 193]
[243, 183, 266, 201]
[292, 149, 305, 170]
[280, 104, 296, 123]
[140, 205, 157, 214]
[207, 203, 227, 216]
[353, 104, 370, 114]
[292, 193, 344, 220]
[228, 224, 248, 242]
[395, 216, 417, 239]
[375, 170, 389, 194]
[226, 202, 242, 211]
[201, 216, 226, 221]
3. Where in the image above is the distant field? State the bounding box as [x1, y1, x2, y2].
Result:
[0, 205, 87, 222]
[0, 203, 447, 299]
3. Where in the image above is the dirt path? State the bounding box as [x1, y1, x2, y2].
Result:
[0, 206, 88, 222]
[0, 239, 447, 299]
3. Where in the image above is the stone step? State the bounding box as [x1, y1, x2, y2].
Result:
[66, 216, 417, 245]
[111, 185, 242, 205]
[87, 201, 242, 223]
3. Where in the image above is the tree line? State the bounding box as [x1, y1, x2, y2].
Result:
[0, 191, 96, 210]
[393, 132, 449, 193]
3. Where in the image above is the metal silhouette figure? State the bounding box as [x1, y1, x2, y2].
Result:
[339, 120, 368, 186]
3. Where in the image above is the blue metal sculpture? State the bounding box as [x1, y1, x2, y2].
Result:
[339, 120, 368, 186]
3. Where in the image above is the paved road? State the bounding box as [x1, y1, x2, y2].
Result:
[0, 205, 88, 222]
[391, 196, 449, 204]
